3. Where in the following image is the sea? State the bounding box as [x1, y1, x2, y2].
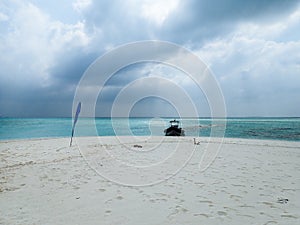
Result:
[0, 117, 300, 142]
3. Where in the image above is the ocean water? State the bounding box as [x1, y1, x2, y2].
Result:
[0, 117, 299, 141]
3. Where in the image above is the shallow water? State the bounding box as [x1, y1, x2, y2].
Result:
[0, 117, 299, 141]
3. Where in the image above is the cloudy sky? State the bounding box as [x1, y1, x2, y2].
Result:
[0, 0, 300, 117]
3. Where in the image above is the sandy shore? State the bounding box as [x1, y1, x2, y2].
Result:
[0, 136, 299, 225]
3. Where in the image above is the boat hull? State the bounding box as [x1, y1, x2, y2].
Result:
[164, 127, 185, 136]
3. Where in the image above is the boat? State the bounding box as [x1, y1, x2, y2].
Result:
[164, 119, 185, 136]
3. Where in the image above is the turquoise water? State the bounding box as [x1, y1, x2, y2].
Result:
[0, 117, 299, 141]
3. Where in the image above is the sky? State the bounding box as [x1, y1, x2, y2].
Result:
[0, 0, 300, 117]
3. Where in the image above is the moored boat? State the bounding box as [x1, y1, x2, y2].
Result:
[164, 119, 185, 136]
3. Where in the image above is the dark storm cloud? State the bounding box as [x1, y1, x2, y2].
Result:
[1, 0, 300, 117]
[49, 49, 98, 86]
[162, 0, 300, 44]
[0, 83, 73, 117]
[73, 0, 300, 48]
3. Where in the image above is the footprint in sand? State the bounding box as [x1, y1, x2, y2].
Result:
[281, 214, 297, 219]
[230, 194, 242, 201]
[263, 221, 278, 225]
[105, 210, 112, 216]
[198, 200, 213, 204]
[193, 213, 210, 218]
[217, 211, 227, 216]
[116, 195, 123, 200]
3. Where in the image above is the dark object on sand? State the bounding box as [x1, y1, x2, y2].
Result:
[133, 144, 143, 148]
[164, 120, 185, 136]
[277, 198, 289, 204]
[193, 138, 200, 145]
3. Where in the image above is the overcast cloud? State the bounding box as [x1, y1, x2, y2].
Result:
[0, 0, 300, 117]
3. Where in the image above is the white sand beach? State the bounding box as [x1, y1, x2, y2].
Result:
[0, 137, 299, 225]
